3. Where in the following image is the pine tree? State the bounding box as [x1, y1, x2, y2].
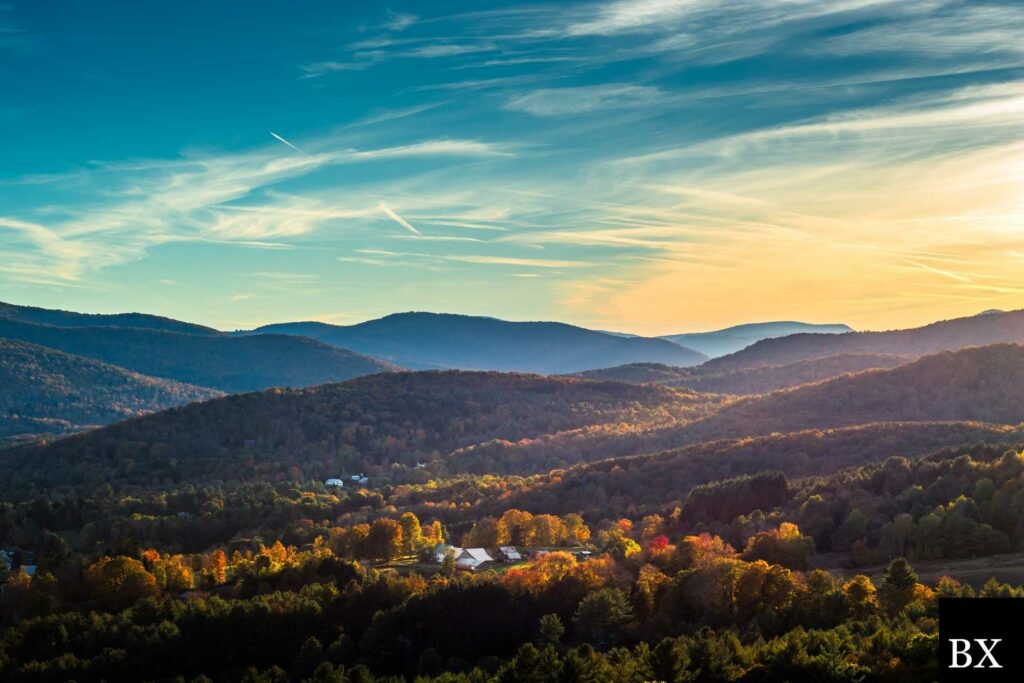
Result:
[537, 613, 565, 648]
[880, 557, 918, 615]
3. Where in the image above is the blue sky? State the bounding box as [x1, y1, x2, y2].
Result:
[1, 0, 1023, 333]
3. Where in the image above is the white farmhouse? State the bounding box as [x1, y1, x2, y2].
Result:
[455, 548, 494, 572]
[497, 546, 522, 563]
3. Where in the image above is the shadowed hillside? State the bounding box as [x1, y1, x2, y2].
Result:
[0, 318, 398, 393]
[249, 312, 707, 373]
[1, 372, 713, 493]
[495, 422, 1022, 518]
[0, 300, 216, 335]
[686, 344, 1024, 442]
[574, 353, 910, 394]
[0, 339, 222, 439]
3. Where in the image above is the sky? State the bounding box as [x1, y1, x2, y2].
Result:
[1, 0, 1023, 335]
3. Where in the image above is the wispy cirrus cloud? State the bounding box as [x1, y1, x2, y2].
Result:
[382, 11, 418, 32]
[564, 0, 704, 36]
[0, 135, 515, 284]
[300, 61, 371, 79]
[340, 248, 595, 269]
[7, 0, 1024, 331]
[403, 42, 497, 58]
[506, 83, 664, 116]
[815, 3, 1024, 61]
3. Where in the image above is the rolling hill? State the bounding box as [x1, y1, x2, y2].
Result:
[704, 308, 1024, 372]
[684, 344, 1024, 442]
[573, 352, 910, 394]
[0, 371, 715, 493]
[0, 339, 222, 440]
[0, 300, 216, 335]
[661, 321, 852, 358]
[248, 312, 707, 373]
[0, 318, 398, 393]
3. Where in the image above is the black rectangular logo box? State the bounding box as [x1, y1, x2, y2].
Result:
[939, 599, 1024, 681]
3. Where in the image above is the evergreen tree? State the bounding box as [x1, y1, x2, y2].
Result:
[537, 613, 565, 648]
[573, 589, 635, 647]
[880, 557, 918, 616]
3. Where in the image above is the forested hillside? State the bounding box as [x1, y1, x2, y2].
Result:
[0, 339, 221, 439]
[575, 353, 909, 394]
[445, 346, 1019, 476]
[0, 318, 398, 392]
[705, 308, 1024, 371]
[250, 312, 707, 373]
[679, 344, 1024, 442]
[493, 422, 1020, 519]
[779, 448, 1024, 563]
[1, 372, 715, 494]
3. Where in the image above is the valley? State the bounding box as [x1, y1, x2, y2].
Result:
[3, 302, 1024, 681]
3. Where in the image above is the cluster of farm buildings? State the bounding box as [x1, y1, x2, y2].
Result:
[429, 544, 592, 572]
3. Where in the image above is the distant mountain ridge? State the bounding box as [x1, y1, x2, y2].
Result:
[0, 301, 216, 335]
[661, 321, 853, 358]
[0, 338, 221, 440]
[0, 318, 398, 393]
[704, 309, 1024, 372]
[249, 311, 708, 373]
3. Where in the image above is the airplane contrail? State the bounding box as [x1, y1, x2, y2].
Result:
[378, 202, 421, 235]
[270, 131, 303, 154]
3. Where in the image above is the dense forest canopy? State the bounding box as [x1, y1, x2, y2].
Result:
[0, 372, 717, 496]
[3, 440, 1024, 681]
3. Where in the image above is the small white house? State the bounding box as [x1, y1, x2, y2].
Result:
[433, 544, 461, 563]
[456, 548, 494, 572]
[325, 478, 344, 487]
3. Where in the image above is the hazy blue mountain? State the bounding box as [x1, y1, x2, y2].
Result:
[0, 338, 222, 440]
[0, 300, 216, 335]
[661, 321, 853, 358]
[0, 318, 398, 393]
[249, 312, 707, 373]
[704, 309, 1024, 372]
